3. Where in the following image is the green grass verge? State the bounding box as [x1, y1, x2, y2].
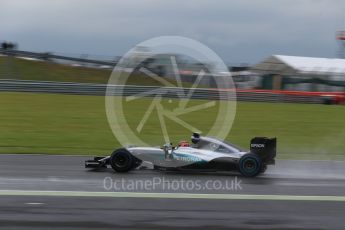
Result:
[0, 56, 194, 87]
[0, 56, 110, 83]
[0, 92, 344, 160]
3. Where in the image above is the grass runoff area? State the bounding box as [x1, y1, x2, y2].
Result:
[0, 56, 111, 83]
[0, 56, 193, 86]
[0, 92, 345, 160]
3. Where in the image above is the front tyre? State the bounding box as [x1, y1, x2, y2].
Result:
[239, 153, 262, 177]
[110, 148, 134, 172]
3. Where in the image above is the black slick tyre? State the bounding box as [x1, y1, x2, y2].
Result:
[238, 153, 262, 177]
[110, 148, 134, 172]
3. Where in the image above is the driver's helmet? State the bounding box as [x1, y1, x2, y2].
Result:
[178, 140, 190, 147]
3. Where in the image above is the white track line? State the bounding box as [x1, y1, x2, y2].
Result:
[0, 190, 344, 202]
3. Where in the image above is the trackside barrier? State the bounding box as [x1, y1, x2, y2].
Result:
[0, 79, 324, 104]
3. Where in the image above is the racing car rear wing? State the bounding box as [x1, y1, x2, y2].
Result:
[250, 137, 276, 164]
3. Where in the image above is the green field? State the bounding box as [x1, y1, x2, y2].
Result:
[0, 56, 110, 83]
[0, 92, 344, 160]
[0, 56, 193, 87]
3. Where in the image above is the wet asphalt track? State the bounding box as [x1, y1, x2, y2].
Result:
[0, 154, 344, 229]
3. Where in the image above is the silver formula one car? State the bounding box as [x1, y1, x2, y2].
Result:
[85, 133, 276, 177]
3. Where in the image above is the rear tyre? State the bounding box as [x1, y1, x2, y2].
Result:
[239, 153, 262, 177]
[110, 148, 134, 172]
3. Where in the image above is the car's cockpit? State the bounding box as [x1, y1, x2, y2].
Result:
[175, 133, 244, 154]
